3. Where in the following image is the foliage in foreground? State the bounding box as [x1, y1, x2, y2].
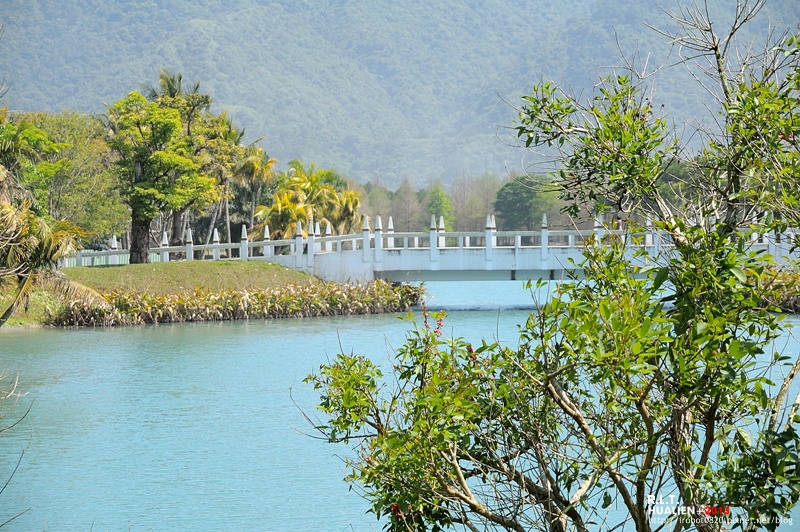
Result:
[48, 280, 423, 326]
[0, 199, 105, 328]
[308, 239, 800, 532]
[308, 3, 800, 530]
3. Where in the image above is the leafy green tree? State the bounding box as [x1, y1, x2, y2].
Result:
[141, 70, 230, 248]
[308, 3, 800, 531]
[0, 161, 105, 328]
[104, 91, 218, 263]
[493, 175, 563, 230]
[14, 110, 128, 240]
[362, 180, 393, 221]
[0, 109, 67, 213]
[423, 180, 455, 230]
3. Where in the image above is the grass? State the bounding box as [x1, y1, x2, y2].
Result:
[64, 260, 318, 295]
[0, 261, 319, 328]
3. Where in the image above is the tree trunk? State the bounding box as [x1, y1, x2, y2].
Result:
[168, 208, 187, 261]
[169, 209, 183, 246]
[250, 184, 261, 229]
[224, 186, 232, 245]
[205, 201, 221, 245]
[129, 217, 152, 264]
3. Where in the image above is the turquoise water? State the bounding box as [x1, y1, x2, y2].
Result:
[0, 282, 537, 531]
[0, 281, 798, 530]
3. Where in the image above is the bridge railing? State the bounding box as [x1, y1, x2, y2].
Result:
[60, 214, 799, 271]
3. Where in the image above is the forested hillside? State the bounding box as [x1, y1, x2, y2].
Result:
[1, 0, 798, 185]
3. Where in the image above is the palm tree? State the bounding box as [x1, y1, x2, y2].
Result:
[328, 189, 362, 234]
[0, 201, 106, 327]
[212, 113, 246, 246]
[234, 145, 277, 228]
[254, 191, 309, 240]
[251, 160, 363, 240]
[284, 161, 338, 226]
[141, 69, 209, 133]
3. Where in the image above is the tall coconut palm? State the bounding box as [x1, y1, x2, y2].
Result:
[0, 201, 107, 327]
[215, 113, 246, 245]
[234, 145, 277, 228]
[141, 69, 210, 134]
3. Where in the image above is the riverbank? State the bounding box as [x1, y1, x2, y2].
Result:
[1, 261, 423, 328]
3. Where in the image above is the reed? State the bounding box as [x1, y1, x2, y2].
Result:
[48, 280, 424, 327]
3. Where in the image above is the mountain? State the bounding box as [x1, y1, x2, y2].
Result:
[1, 0, 797, 186]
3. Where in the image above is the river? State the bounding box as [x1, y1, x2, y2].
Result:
[0, 281, 797, 530]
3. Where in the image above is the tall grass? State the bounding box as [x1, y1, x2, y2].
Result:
[49, 281, 424, 326]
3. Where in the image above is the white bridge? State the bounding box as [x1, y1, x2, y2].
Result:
[64, 215, 799, 283]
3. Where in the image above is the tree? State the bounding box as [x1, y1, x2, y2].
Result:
[141, 71, 226, 248]
[204, 112, 246, 246]
[308, 2, 800, 531]
[361, 179, 394, 222]
[423, 180, 455, 230]
[234, 145, 277, 228]
[391, 178, 423, 231]
[14, 110, 128, 240]
[104, 91, 218, 263]
[254, 160, 360, 238]
[450, 173, 502, 231]
[0, 198, 105, 328]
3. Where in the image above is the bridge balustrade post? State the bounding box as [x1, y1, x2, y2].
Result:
[308, 219, 315, 267]
[647, 220, 661, 257]
[185, 228, 194, 261]
[541, 214, 549, 261]
[430, 215, 439, 262]
[212, 228, 221, 260]
[375, 216, 383, 263]
[387, 216, 395, 248]
[110, 235, 119, 266]
[240, 224, 249, 261]
[593, 213, 604, 244]
[324, 222, 332, 253]
[262, 225, 272, 257]
[295, 221, 304, 268]
[362, 216, 371, 263]
[491, 215, 497, 247]
[485, 214, 493, 262]
[160, 231, 170, 263]
[438, 216, 446, 248]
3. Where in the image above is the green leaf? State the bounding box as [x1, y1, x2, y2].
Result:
[729, 266, 747, 283]
[602, 491, 612, 509]
[651, 266, 669, 292]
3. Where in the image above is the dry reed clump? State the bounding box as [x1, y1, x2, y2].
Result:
[762, 266, 800, 313]
[48, 280, 424, 327]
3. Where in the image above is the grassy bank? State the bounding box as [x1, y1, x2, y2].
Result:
[64, 260, 318, 295]
[1, 261, 423, 328]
